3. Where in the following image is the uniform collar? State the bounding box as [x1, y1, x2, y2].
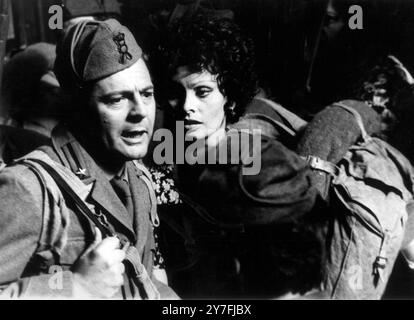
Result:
[50, 123, 136, 242]
[114, 163, 129, 183]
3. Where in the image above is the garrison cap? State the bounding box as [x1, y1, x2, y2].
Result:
[54, 19, 142, 93]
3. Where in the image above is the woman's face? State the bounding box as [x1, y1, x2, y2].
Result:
[169, 67, 227, 141]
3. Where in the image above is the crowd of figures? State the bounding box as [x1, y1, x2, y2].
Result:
[1, 0, 414, 299]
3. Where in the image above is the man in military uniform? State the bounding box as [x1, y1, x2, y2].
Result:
[0, 19, 175, 299]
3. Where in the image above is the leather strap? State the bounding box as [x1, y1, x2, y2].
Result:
[302, 155, 339, 176]
[304, 101, 372, 176]
[255, 97, 308, 132]
[178, 190, 244, 230]
[241, 113, 297, 137]
[133, 160, 160, 227]
[124, 245, 160, 300]
[19, 157, 160, 299]
[22, 158, 115, 238]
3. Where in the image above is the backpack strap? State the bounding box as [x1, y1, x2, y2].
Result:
[241, 112, 297, 137]
[28, 157, 115, 237]
[332, 102, 370, 142]
[301, 155, 339, 176]
[178, 190, 245, 230]
[255, 98, 308, 132]
[255, 97, 308, 133]
[133, 160, 160, 228]
[17, 154, 160, 300]
[237, 97, 308, 139]
[303, 101, 372, 176]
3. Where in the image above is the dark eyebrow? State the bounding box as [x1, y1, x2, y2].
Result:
[97, 85, 155, 100]
[96, 91, 126, 102]
[188, 81, 216, 89]
[140, 85, 154, 92]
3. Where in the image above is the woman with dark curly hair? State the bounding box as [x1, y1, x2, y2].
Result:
[149, 14, 328, 299]
[158, 14, 259, 126]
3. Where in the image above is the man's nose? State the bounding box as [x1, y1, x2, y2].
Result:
[128, 95, 148, 120]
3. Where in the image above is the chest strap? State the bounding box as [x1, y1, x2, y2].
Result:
[133, 160, 160, 228]
[19, 156, 160, 300]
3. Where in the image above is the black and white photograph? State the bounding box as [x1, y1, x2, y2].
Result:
[0, 0, 414, 305]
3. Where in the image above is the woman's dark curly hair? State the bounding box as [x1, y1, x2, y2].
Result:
[157, 14, 259, 123]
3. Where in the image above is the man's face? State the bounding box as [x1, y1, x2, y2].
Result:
[88, 58, 156, 160]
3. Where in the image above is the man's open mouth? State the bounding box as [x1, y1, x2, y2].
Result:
[121, 129, 147, 143]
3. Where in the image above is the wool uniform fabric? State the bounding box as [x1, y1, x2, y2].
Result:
[54, 19, 142, 93]
[296, 100, 382, 198]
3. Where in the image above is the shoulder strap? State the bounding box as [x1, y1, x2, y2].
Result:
[241, 112, 297, 137]
[255, 97, 308, 133]
[133, 161, 160, 228]
[301, 155, 339, 176]
[22, 157, 115, 238]
[178, 190, 244, 230]
[20, 155, 160, 299]
[304, 101, 371, 176]
[332, 102, 370, 142]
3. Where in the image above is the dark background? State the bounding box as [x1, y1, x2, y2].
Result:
[5, 0, 414, 299]
[7, 0, 414, 117]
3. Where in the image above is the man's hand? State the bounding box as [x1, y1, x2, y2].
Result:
[72, 228, 126, 299]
